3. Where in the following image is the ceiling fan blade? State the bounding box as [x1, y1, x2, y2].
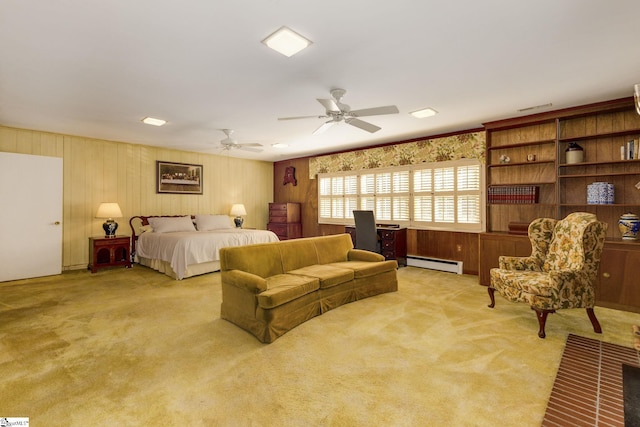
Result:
[237, 143, 263, 147]
[278, 115, 322, 121]
[238, 146, 263, 152]
[350, 105, 399, 117]
[313, 120, 336, 135]
[345, 118, 381, 133]
[317, 98, 340, 112]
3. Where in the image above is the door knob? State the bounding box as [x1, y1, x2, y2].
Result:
[602, 272, 610, 278]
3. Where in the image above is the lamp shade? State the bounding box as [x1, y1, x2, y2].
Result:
[96, 202, 123, 219]
[230, 204, 247, 216]
[96, 202, 122, 237]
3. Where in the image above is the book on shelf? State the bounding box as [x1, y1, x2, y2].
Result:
[488, 185, 539, 204]
[623, 139, 637, 160]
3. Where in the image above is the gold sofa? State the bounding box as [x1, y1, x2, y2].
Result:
[219, 233, 398, 343]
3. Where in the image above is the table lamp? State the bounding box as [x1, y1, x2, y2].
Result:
[230, 204, 247, 228]
[96, 202, 123, 237]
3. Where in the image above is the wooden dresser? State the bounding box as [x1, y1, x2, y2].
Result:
[267, 202, 302, 240]
[345, 226, 407, 266]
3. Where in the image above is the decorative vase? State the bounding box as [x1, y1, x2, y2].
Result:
[618, 212, 640, 240]
[566, 142, 584, 164]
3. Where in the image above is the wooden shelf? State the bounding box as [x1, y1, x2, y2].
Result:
[489, 181, 556, 186]
[559, 159, 640, 168]
[559, 171, 639, 178]
[558, 129, 640, 143]
[487, 139, 556, 150]
[488, 160, 555, 168]
[559, 203, 640, 207]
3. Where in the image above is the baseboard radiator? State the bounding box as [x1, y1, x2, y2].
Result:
[406, 256, 463, 274]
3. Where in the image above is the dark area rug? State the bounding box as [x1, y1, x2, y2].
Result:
[543, 334, 639, 427]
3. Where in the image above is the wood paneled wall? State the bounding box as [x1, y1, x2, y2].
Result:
[1, 126, 273, 270]
[273, 157, 480, 275]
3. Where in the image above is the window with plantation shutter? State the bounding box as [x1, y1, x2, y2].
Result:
[318, 158, 484, 232]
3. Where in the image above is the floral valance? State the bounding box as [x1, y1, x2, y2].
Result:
[308, 131, 486, 178]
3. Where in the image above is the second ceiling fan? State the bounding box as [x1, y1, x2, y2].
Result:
[219, 129, 263, 152]
[278, 88, 399, 135]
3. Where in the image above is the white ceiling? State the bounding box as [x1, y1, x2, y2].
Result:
[2, 1, 639, 162]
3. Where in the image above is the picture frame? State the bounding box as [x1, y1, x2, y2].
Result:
[156, 161, 203, 194]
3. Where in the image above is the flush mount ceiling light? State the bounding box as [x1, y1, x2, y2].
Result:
[142, 117, 166, 126]
[410, 107, 438, 118]
[271, 143, 289, 148]
[262, 26, 312, 57]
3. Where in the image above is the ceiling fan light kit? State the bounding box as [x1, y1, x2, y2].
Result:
[279, 88, 399, 135]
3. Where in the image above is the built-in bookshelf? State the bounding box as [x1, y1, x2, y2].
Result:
[480, 97, 640, 313]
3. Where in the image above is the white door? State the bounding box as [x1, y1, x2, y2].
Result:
[0, 152, 63, 281]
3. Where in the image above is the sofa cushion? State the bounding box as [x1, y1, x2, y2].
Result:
[329, 260, 397, 278]
[258, 274, 320, 309]
[314, 234, 353, 264]
[220, 243, 284, 278]
[287, 264, 354, 289]
[279, 239, 321, 272]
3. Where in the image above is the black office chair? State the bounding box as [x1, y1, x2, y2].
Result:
[352, 210, 380, 253]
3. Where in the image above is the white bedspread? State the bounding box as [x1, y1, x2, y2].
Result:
[136, 229, 279, 280]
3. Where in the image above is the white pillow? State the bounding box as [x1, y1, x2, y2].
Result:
[139, 224, 152, 234]
[147, 216, 196, 233]
[195, 214, 233, 231]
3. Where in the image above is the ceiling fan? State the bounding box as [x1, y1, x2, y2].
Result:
[278, 88, 399, 134]
[219, 129, 263, 152]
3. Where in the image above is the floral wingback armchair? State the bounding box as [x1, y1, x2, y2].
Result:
[488, 212, 608, 338]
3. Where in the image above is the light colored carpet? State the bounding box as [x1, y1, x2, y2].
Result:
[2, 266, 640, 426]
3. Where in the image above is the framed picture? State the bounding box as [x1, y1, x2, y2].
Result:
[156, 161, 203, 194]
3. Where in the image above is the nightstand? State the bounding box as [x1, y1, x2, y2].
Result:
[88, 236, 131, 273]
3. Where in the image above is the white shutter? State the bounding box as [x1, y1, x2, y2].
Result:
[434, 195, 455, 223]
[414, 169, 432, 192]
[392, 171, 410, 221]
[318, 159, 483, 230]
[376, 172, 391, 194]
[331, 176, 344, 195]
[319, 177, 331, 196]
[434, 167, 454, 192]
[458, 195, 480, 223]
[376, 197, 392, 220]
[457, 165, 480, 191]
[361, 174, 375, 195]
[414, 196, 433, 222]
[332, 198, 344, 218]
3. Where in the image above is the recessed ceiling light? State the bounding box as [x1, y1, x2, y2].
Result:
[142, 117, 166, 126]
[410, 108, 438, 119]
[272, 143, 289, 148]
[262, 26, 312, 57]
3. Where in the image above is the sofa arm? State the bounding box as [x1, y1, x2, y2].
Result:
[498, 255, 542, 271]
[221, 270, 268, 293]
[348, 249, 385, 262]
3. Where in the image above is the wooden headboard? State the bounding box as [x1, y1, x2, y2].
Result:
[129, 215, 195, 255]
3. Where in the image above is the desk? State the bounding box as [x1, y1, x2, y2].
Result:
[345, 226, 407, 266]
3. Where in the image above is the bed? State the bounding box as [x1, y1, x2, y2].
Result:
[129, 214, 279, 280]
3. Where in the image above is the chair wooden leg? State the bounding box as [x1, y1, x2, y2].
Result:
[533, 308, 555, 339]
[488, 287, 495, 308]
[587, 308, 602, 334]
